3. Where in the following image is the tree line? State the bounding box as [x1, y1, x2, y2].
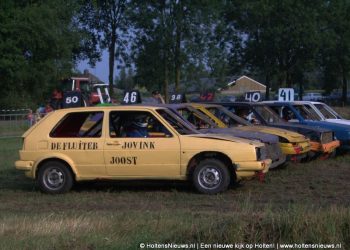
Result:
[1, 0, 350, 107]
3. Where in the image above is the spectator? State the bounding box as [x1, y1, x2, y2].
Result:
[45, 103, 54, 114]
[151, 90, 165, 104]
[51, 88, 63, 109]
[27, 109, 34, 126]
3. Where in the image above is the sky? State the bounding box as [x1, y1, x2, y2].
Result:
[77, 50, 110, 83]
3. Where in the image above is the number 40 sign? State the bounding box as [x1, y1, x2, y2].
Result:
[278, 88, 294, 102]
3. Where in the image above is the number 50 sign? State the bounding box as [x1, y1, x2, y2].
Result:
[278, 88, 294, 102]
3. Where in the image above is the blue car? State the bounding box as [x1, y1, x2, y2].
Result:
[263, 101, 350, 150]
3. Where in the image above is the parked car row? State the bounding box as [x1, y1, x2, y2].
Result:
[14, 100, 348, 195]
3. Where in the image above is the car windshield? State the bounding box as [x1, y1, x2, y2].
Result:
[205, 106, 251, 127]
[253, 105, 285, 123]
[156, 109, 198, 135]
[314, 103, 341, 119]
[175, 106, 218, 129]
[293, 104, 322, 121]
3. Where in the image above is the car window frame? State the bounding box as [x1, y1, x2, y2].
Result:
[49, 111, 105, 138]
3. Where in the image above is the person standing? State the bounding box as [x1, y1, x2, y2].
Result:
[151, 90, 165, 104]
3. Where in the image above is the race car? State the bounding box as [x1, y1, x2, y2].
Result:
[15, 105, 271, 195]
[160, 103, 286, 169]
[263, 101, 350, 150]
[217, 102, 340, 158]
[190, 103, 311, 162]
[299, 101, 350, 126]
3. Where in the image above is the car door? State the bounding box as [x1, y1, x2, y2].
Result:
[104, 110, 181, 177]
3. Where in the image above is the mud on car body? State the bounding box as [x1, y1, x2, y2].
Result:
[190, 103, 311, 162]
[217, 102, 340, 157]
[157, 103, 285, 169]
[15, 106, 271, 195]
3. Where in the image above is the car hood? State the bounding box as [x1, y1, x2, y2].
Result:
[186, 133, 260, 145]
[236, 125, 307, 142]
[304, 120, 350, 131]
[200, 128, 278, 144]
[325, 119, 350, 126]
[267, 122, 331, 141]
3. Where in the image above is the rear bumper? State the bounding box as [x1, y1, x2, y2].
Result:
[15, 160, 34, 171]
[15, 160, 35, 178]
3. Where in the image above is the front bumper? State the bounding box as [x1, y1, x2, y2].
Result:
[270, 154, 287, 169]
[236, 159, 271, 180]
[265, 143, 286, 169]
[280, 141, 310, 155]
[286, 152, 308, 162]
[310, 140, 340, 153]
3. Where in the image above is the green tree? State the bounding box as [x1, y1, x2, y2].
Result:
[132, 1, 221, 100]
[115, 66, 134, 90]
[319, 0, 350, 104]
[228, 0, 321, 99]
[78, 0, 131, 96]
[0, 0, 88, 107]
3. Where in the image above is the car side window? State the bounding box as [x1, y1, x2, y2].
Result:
[50, 112, 104, 138]
[109, 111, 172, 138]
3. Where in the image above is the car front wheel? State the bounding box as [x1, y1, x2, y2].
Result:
[193, 159, 230, 194]
[37, 161, 73, 194]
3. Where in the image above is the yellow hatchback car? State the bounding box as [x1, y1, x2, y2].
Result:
[15, 106, 271, 194]
[191, 103, 311, 162]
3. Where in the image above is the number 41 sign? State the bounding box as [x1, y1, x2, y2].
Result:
[278, 88, 294, 102]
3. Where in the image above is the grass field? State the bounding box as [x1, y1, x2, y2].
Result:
[1, 111, 350, 249]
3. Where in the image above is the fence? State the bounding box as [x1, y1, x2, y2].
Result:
[0, 109, 32, 137]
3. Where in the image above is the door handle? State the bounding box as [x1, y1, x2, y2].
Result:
[106, 141, 121, 146]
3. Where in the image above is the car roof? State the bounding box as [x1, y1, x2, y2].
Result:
[53, 105, 168, 113]
[218, 102, 266, 106]
[191, 103, 221, 108]
[262, 101, 312, 105]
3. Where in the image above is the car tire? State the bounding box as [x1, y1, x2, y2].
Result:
[37, 161, 73, 194]
[193, 158, 230, 194]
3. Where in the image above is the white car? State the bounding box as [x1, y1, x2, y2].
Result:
[292, 101, 350, 126]
[311, 101, 350, 126]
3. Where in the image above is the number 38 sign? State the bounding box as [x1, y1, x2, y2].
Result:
[278, 88, 294, 102]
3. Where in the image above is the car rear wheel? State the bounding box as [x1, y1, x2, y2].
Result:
[193, 159, 230, 194]
[37, 161, 73, 194]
